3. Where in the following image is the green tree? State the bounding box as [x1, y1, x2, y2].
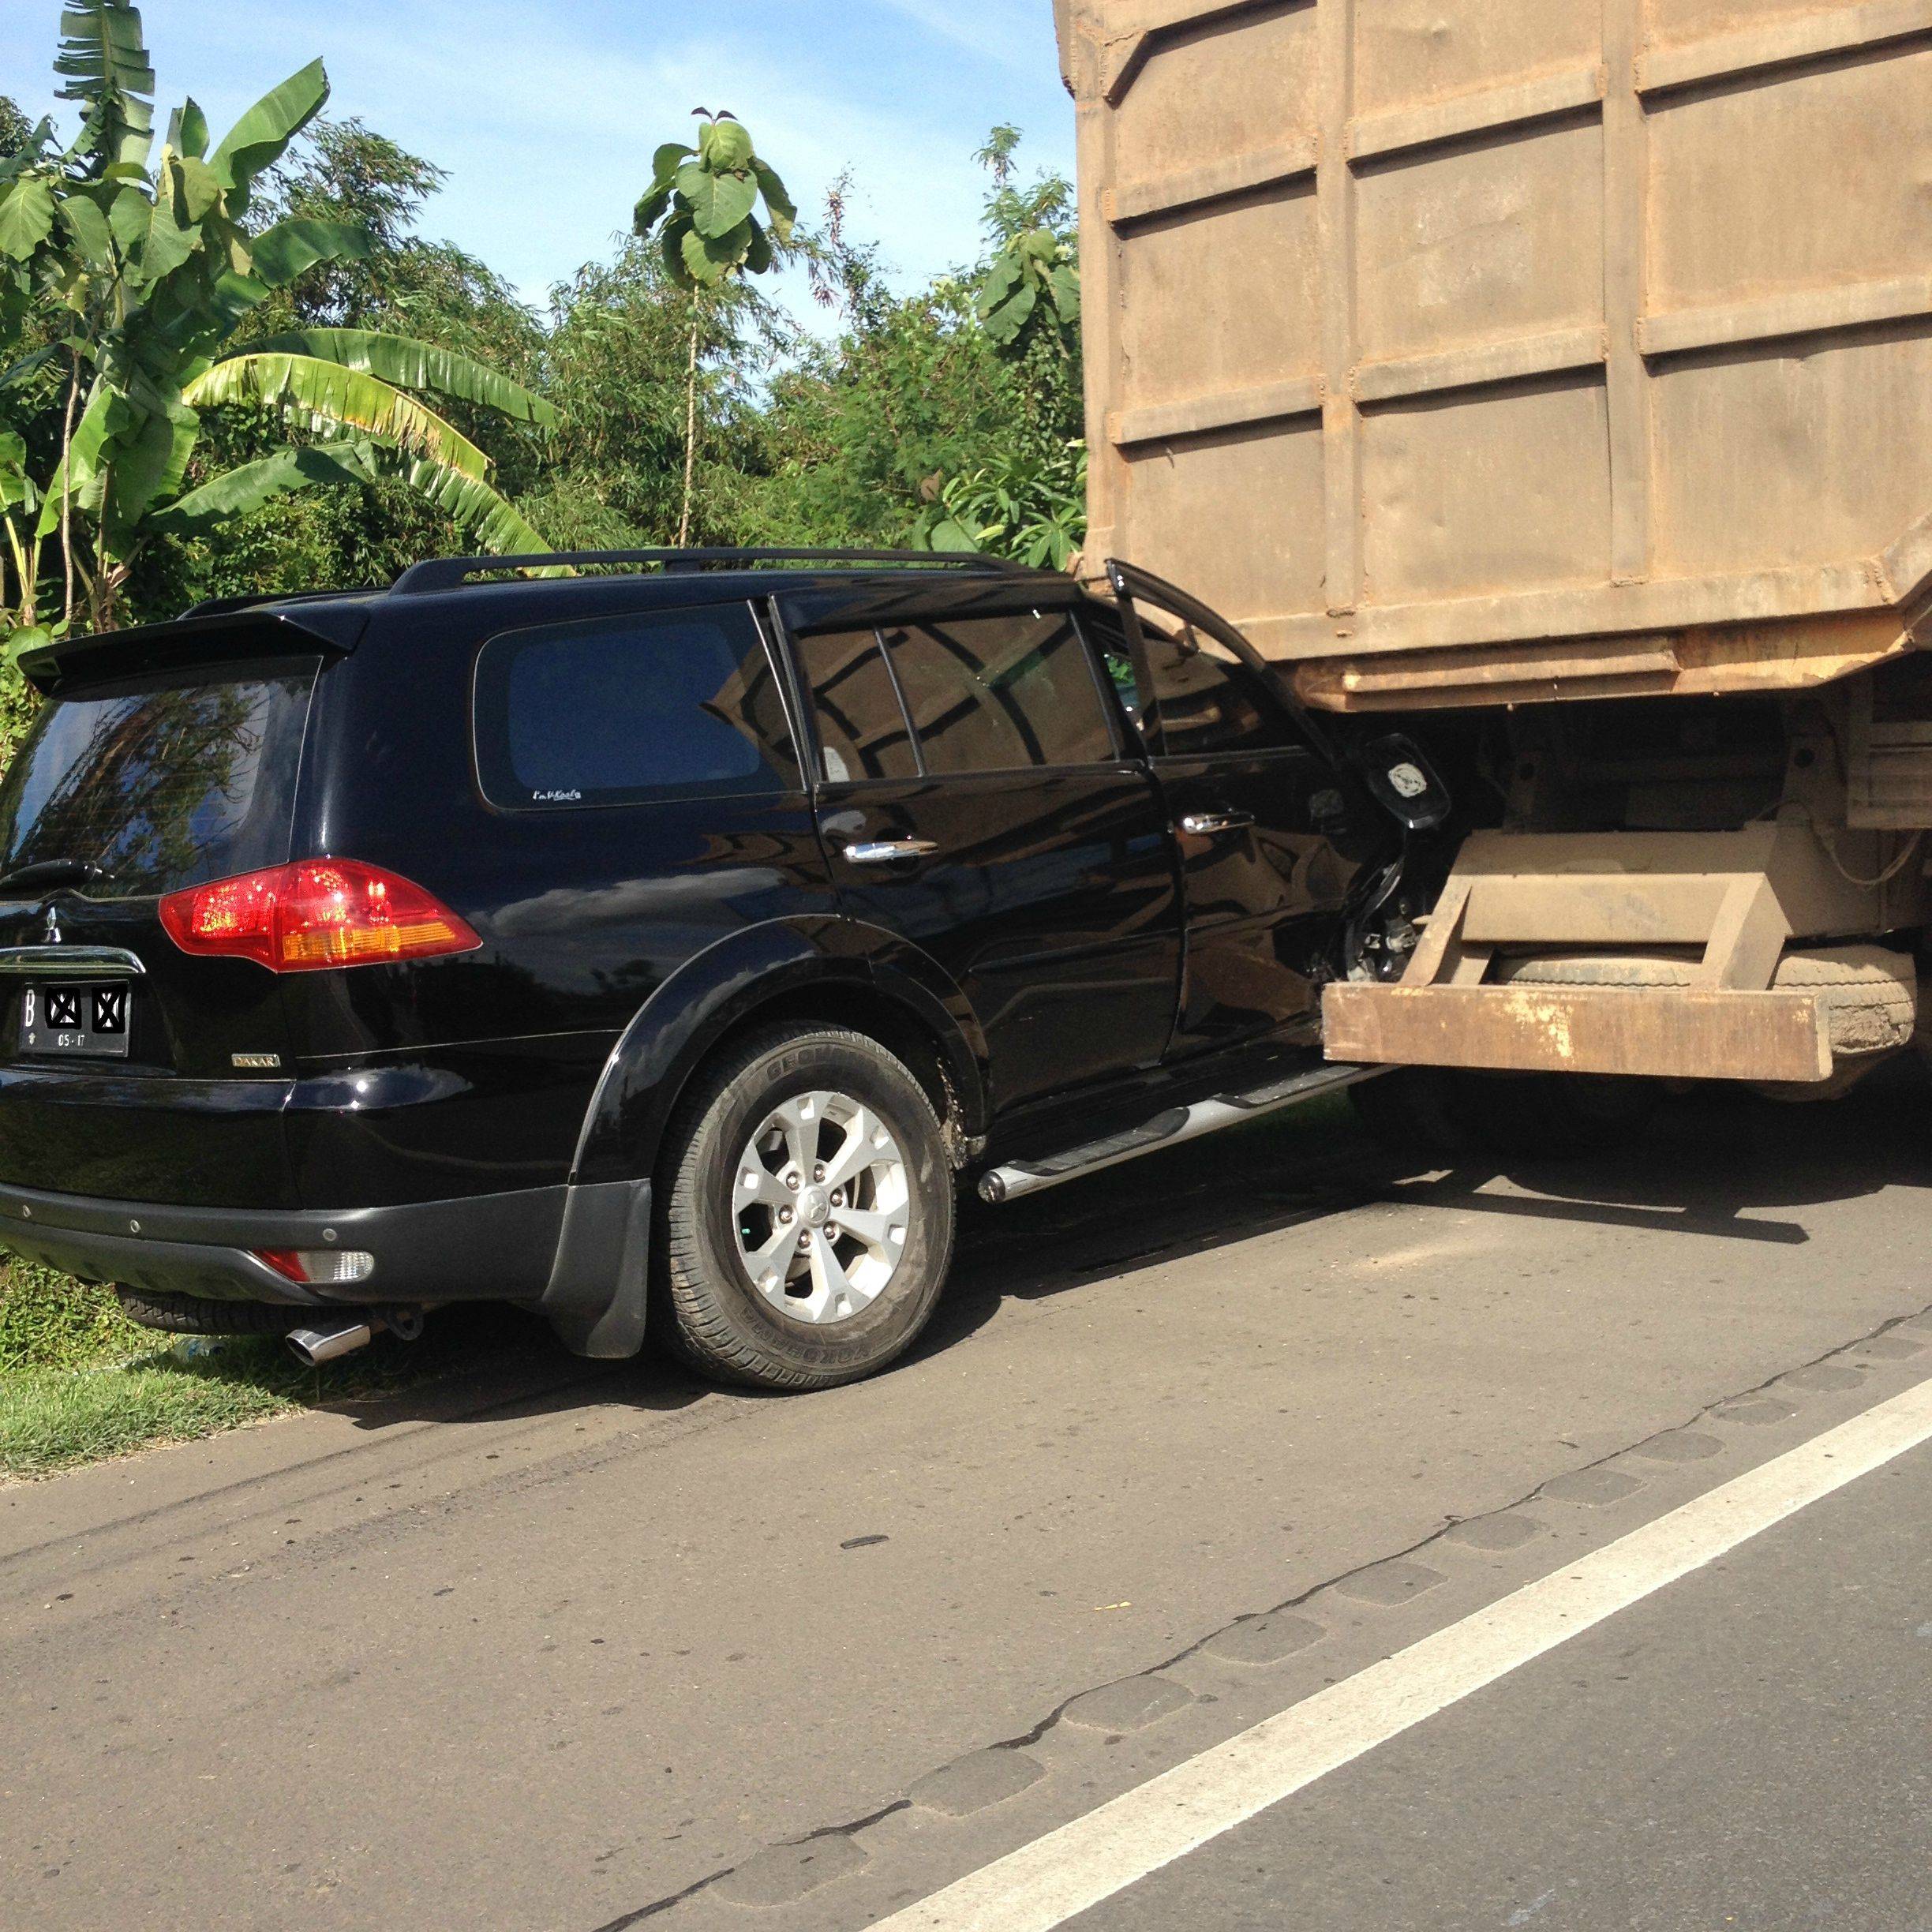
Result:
[632, 110, 795, 545]
[752, 129, 1085, 566]
[152, 117, 551, 612]
[524, 239, 788, 552]
[0, 99, 33, 163]
[972, 124, 1080, 353]
[0, 1, 553, 652]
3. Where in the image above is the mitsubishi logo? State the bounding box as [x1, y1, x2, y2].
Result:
[43, 904, 62, 945]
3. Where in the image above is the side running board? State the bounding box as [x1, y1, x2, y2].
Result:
[977, 1062, 1390, 1204]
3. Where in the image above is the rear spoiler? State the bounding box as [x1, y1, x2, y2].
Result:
[20, 606, 367, 699]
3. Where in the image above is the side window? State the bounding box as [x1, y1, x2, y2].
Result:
[796, 630, 919, 784]
[474, 604, 797, 809]
[1076, 605, 1154, 747]
[885, 611, 1114, 775]
[1080, 603, 1298, 760]
[798, 611, 1118, 781]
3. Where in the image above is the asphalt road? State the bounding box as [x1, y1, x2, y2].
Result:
[1073, 1438, 1932, 1932]
[3, 1080, 1930, 1932]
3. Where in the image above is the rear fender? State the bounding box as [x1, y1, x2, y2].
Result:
[569, 917, 988, 1189]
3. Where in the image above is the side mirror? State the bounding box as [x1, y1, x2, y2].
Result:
[1356, 732, 1451, 832]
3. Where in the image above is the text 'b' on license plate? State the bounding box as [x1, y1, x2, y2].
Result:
[20, 982, 132, 1058]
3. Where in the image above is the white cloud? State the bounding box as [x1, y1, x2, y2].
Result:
[872, 0, 1046, 69]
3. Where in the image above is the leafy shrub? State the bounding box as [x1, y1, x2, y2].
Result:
[0, 1257, 152, 1372]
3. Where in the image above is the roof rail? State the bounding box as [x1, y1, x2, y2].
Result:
[389, 547, 1039, 597]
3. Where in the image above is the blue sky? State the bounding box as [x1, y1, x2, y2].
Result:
[0, 0, 1075, 323]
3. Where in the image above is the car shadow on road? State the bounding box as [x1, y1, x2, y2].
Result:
[309, 1301, 710, 1435]
[321, 1076, 1932, 1420]
[912, 1074, 1932, 1364]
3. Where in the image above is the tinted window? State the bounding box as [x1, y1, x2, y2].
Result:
[1081, 605, 1296, 759]
[0, 661, 313, 897]
[796, 630, 919, 784]
[885, 611, 1113, 774]
[474, 607, 796, 809]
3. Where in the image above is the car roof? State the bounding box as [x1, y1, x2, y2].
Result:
[23, 556, 1091, 696]
[180, 552, 1084, 639]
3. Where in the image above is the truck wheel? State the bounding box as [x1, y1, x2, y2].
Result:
[656, 1024, 956, 1391]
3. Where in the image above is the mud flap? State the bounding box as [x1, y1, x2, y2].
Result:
[538, 1178, 653, 1358]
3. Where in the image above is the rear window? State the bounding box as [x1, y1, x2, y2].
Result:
[0, 659, 316, 897]
[473, 605, 799, 809]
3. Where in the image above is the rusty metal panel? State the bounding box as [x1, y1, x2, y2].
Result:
[1354, 0, 1600, 115]
[1321, 982, 1836, 1080]
[1122, 420, 1329, 617]
[1058, 0, 1932, 710]
[1360, 375, 1612, 602]
[1354, 119, 1604, 368]
[1117, 185, 1322, 412]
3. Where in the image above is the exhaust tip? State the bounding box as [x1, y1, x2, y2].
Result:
[285, 1318, 375, 1368]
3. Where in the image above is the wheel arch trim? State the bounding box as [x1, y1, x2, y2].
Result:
[567, 916, 989, 1189]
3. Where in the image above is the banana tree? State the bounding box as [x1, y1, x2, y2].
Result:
[0, 1, 554, 650]
[632, 111, 794, 545]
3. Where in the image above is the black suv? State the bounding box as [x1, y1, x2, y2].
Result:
[0, 550, 1443, 1389]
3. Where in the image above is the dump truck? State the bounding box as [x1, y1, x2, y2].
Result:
[1055, 0, 1932, 1094]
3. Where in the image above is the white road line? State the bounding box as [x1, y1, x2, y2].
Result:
[872, 1372, 1932, 1932]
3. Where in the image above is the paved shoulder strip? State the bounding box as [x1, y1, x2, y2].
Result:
[871, 1372, 1932, 1932]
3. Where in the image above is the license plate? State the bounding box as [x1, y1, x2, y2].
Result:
[19, 982, 132, 1059]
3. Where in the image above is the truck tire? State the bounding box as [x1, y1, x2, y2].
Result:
[656, 1024, 956, 1391]
[1496, 945, 1916, 1057]
[114, 1289, 308, 1336]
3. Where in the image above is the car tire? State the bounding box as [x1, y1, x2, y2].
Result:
[114, 1289, 308, 1336]
[656, 1024, 957, 1391]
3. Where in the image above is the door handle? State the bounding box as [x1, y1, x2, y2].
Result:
[843, 838, 940, 864]
[1180, 810, 1256, 837]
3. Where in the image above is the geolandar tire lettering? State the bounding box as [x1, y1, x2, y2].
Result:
[656, 1024, 956, 1391]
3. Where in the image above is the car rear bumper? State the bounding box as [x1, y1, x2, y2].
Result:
[0, 1178, 571, 1310]
[0, 1171, 653, 1361]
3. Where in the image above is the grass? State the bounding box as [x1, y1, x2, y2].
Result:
[0, 1257, 528, 1481]
[0, 1260, 304, 1479]
[1, 1354, 298, 1478]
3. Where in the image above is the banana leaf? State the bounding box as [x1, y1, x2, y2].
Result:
[207, 58, 328, 211]
[402, 458, 557, 560]
[247, 221, 371, 291]
[151, 440, 380, 537]
[239, 328, 556, 427]
[182, 354, 491, 479]
[54, 2, 155, 172]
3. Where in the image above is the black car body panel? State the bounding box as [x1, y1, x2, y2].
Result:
[0, 557, 1410, 1357]
[569, 915, 992, 1192]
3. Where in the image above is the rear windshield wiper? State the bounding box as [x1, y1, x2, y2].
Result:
[0, 858, 107, 896]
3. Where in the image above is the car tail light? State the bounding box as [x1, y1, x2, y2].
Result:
[160, 861, 481, 972]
